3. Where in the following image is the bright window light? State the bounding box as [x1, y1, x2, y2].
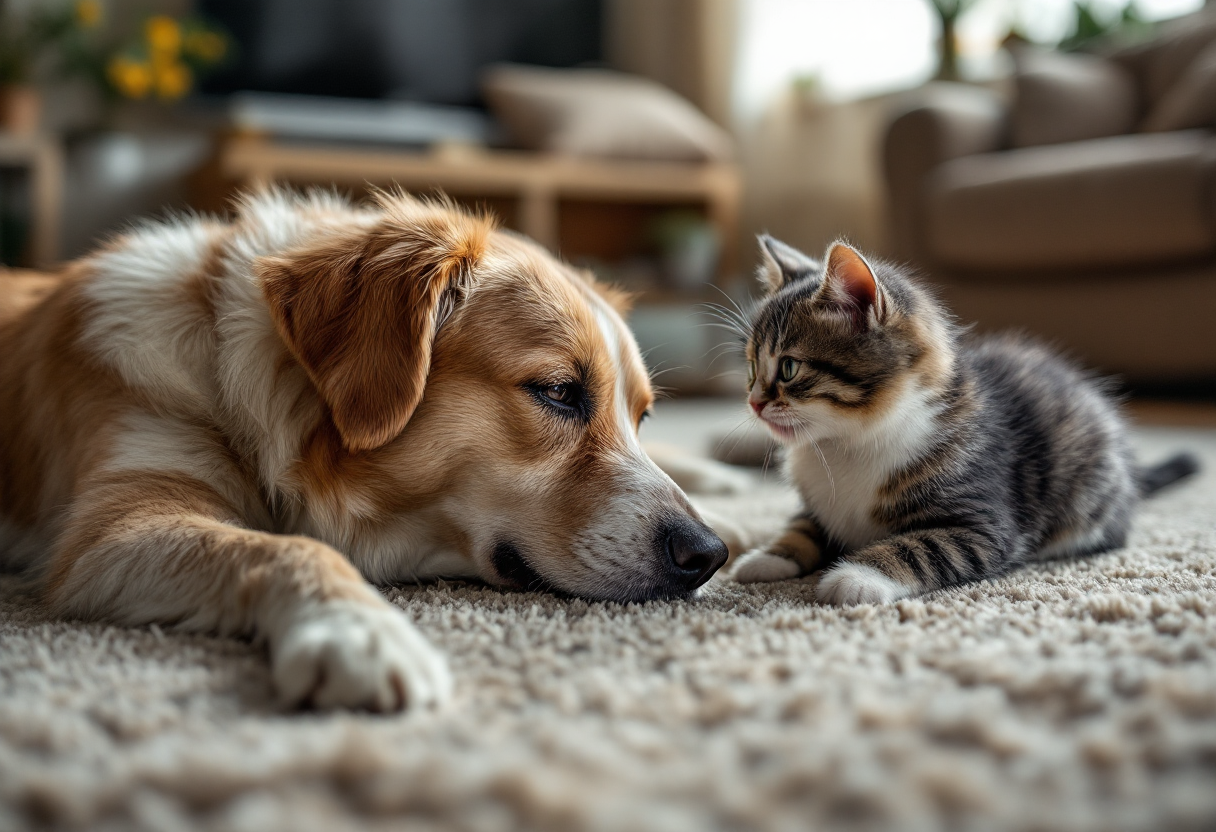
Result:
[734, 0, 937, 118]
[733, 0, 1206, 120]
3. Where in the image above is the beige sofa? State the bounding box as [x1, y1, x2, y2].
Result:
[883, 9, 1216, 383]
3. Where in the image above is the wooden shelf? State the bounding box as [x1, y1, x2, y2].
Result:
[0, 133, 64, 267]
[218, 134, 742, 284]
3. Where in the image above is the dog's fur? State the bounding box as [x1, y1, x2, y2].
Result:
[0, 190, 726, 711]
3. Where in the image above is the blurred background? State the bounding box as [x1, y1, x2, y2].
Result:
[1, 0, 1213, 436]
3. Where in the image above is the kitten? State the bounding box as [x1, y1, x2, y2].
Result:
[731, 236, 1199, 606]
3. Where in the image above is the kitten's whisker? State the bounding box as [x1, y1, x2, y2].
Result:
[706, 284, 753, 328]
[797, 424, 836, 505]
[760, 436, 780, 480]
[690, 322, 749, 340]
[700, 298, 750, 328]
[702, 343, 744, 370]
[649, 365, 691, 382]
[696, 302, 752, 339]
[711, 415, 760, 463]
[699, 317, 746, 335]
[705, 368, 746, 383]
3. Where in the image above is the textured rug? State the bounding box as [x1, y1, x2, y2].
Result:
[2, 425, 1215, 832]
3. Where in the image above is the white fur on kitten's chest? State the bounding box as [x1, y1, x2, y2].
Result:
[785, 390, 942, 551]
[785, 444, 890, 549]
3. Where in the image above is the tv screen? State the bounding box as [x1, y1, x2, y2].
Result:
[198, 0, 604, 107]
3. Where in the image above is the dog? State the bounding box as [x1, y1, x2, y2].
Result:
[0, 189, 728, 712]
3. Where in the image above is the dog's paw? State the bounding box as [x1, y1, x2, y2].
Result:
[816, 563, 911, 606]
[272, 600, 451, 712]
[731, 549, 800, 583]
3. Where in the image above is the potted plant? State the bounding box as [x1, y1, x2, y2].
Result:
[99, 12, 228, 104]
[0, 0, 93, 134]
[928, 0, 980, 81]
[0, 1, 227, 134]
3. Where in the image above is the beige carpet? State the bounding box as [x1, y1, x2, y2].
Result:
[2, 425, 1215, 832]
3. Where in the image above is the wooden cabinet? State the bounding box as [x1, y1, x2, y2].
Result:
[217, 135, 742, 294]
[0, 133, 63, 267]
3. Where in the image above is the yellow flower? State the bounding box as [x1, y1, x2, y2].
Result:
[75, 0, 101, 28]
[146, 16, 182, 57]
[153, 62, 192, 100]
[107, 56, 152, 99]
[184, 30, 227, 63]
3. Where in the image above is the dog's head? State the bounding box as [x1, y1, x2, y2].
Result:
[258, 193, 727, 602]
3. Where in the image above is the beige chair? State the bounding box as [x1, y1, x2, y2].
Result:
[883, 9, 1216, 384]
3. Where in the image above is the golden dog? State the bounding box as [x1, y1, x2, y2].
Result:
[0, 190, 728, 711]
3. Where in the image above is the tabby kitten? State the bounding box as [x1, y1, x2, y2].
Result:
[732, 236, 1198, 605]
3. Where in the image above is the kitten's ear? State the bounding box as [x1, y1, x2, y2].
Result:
[820, 241, 887, 330]
[757, 234, 822, 294]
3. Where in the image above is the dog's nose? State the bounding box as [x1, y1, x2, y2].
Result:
[663, 519, 729, 589]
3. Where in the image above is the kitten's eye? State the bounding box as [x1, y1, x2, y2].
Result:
[778, 357, 800, 382]
[746, 360, 757, 387]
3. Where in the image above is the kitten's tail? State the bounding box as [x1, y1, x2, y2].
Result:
[1137, 452, 1201, 497]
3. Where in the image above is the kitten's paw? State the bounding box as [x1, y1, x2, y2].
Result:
[732, 549, 801, 583]
[817, 563, 912, 606]
[273, 600, 452, 712]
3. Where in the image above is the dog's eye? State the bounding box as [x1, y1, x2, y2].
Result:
[778, 357, 799, 382]
[528, 381, 587, 418]
[543, 384, 578, 407]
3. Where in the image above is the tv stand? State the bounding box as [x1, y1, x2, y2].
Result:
[217, 134, 742, 291]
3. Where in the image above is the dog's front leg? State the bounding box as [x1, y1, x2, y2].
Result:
[45, 472, 450, 711]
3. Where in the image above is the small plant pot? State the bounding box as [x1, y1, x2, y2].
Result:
[0, 85, 41, 135]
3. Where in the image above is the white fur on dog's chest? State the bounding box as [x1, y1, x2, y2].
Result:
[786, 444, 889, 550]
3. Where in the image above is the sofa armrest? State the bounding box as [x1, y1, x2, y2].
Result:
[883, 83, 1008, 262]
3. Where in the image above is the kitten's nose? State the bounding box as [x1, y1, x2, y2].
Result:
[750, 398, 766, 415]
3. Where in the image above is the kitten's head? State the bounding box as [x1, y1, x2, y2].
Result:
[744, 236, 955, 446]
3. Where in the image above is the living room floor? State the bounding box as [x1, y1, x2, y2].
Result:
[2, 397, 1214, 831]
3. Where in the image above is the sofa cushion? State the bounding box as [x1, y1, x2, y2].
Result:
[924, 131, 1216, 272]
[1110, 7, 1216, 109]
[482, 64, 734, 163]
[1143, 41, 1216, 132]
[1010, 48, 1138, 148]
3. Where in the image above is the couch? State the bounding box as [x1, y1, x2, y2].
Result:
[884, 8, 1216, 384]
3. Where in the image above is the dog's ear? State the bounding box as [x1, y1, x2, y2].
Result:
[259, 204, 492, 453]
[585, 273, 635, 316]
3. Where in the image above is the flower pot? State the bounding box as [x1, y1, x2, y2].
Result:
[0, 85, 41, 135]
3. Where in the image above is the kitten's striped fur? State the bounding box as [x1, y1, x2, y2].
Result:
[733, 237, 1199, 605]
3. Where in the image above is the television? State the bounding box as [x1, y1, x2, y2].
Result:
[199, 0, 603, 145]
[201, 0, 603, 102]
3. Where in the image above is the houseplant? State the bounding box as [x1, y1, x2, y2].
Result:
[0, 0, 93, 133]
[0, 0, 227, 134]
